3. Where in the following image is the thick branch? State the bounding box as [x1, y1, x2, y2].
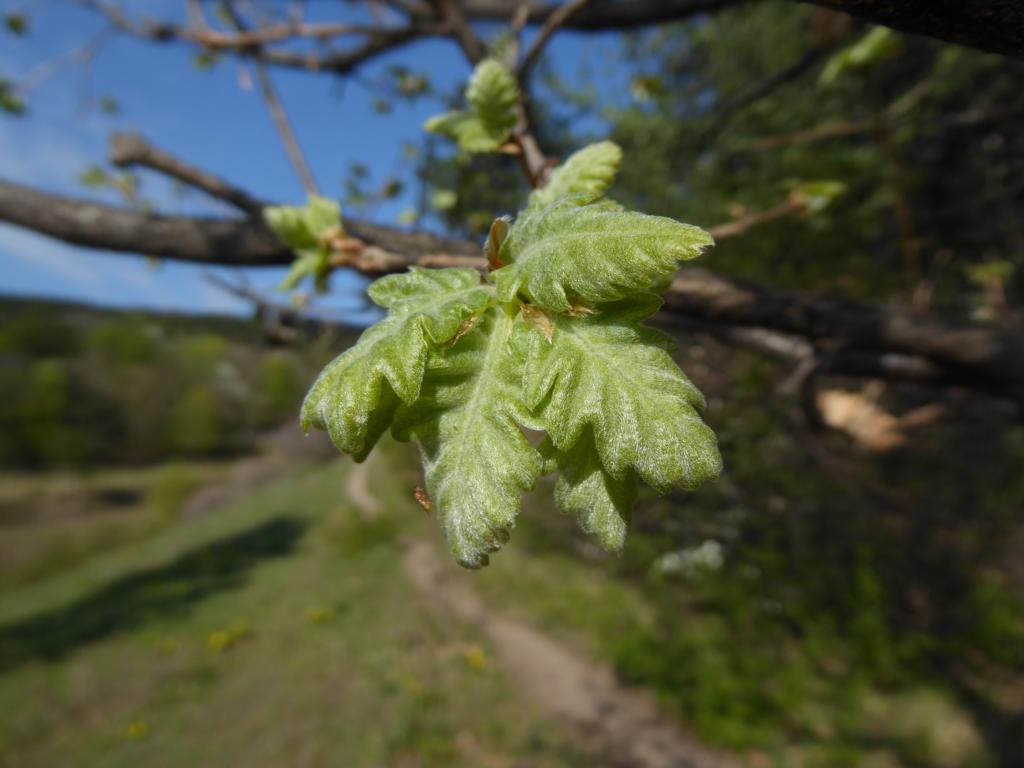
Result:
[0, 178, 473, 266]
[462, 0, 1024, 57]
[1, 179, 1021, 400]
[798, 0, 1024, 59]
[456, 0, 741, 30]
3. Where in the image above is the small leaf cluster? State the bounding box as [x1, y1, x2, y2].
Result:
[264, 195, 344, 292]
[424, 59, 519, 153]
[0, 78, 25, 116]
[301, 142, 722, 568]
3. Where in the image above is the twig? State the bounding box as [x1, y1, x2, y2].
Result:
[109, 132, 265, 215]
[696, 45, 833, 150]
[509, 1, 534, 62]
[518, 0, 593, 82]
[432, 0, 486, 63]
[203, 272, 363, 339]
[17, 27, 114, 95]
[707, 199, 803, 240]
[214, 2, 318, 194]
[254, 62, 319, 195]
[71, 0, 428, 76]
[739, 76, 935, 151]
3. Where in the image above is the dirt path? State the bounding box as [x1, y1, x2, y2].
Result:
[344, 452, 381, 518]
[401, 540, 742, 768]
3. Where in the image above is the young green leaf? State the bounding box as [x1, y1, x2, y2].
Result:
[367, 266, 494, 342]
[264, 195, 343, 292]
[494, 197, 713, 313]
[542, 433, 637, 552]
[394, 308, 542, 568]
[423, 59, 518, 153]
[519, 296, 721, 492]
[301, 268, 495, 460]
[529, 141, 623, 209]
[465, 59, 518, 139]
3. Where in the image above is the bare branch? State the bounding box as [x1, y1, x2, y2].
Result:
[431, 0, 487, 63]
[518, 0, 594, 82]
[71, 0, 433, 75]
[253, 63, 319, 194]
[707, 199, 804, 240]
[799, 0, 1024, 60]
[109, 132, 264, 215]
[458, 0, 741, 31]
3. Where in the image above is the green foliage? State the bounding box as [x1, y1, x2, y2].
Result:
[192, 50, 221, 71]
[170, 385, 223, 457]
[258, 353, 303, 427]
[0, 78, 25, 116]
[493, 197, 712, 312]
[86, 320, 159, 364]
[264, 195, 344, 292]
[3, 13, 28, 36]
[424, 59, 519, 153]
[302, 144, 720, 567]
[819, 27, 898, 86]
[301, 267, 493, 462]
[528, 141, 622, 209]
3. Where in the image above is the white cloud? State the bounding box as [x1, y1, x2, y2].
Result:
[0, 223, 101, 289]
[0, 119, 99, 191]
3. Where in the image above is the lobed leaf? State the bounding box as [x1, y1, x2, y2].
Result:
[529, 141, 623, 210]
[542, 433, 636, 553]
[494, 197, 713, 313]
[395, 307, 541, 568]
[368, 266, 493, 342]
[301, 268, 495, 461]
[519, 296, 721, 492]
[300, 316, 424, 461]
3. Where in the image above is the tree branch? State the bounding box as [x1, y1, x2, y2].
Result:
[798, 0, 1024, 59]
[253, 62, 319, 194]
[2, 178, 1021, 400]
[110, 132, 264, 215]
[456, 0, 742, 30]
[431, 0, 487, 63]
[518, 0, 595, 82]
[460, 0, 1024, 58]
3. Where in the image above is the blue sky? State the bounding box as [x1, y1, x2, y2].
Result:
[0, 1, 624, 322]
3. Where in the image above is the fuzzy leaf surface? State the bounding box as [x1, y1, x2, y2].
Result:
[542, 433, 636, 552]
[301, 268, 495, 460]
[521, 297, 721, 491]
[395, 308, 541, 568]
[494, 198, 713, 312]
[529, 141, 623, 210]
[368, 266, 493, 341]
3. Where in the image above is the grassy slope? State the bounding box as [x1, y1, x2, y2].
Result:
[0, 456, 588, 768]
[0, 437, 997, 768]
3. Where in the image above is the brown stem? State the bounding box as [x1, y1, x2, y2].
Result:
[110, 133, 264, 215]
[253, 63, 319, 195]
